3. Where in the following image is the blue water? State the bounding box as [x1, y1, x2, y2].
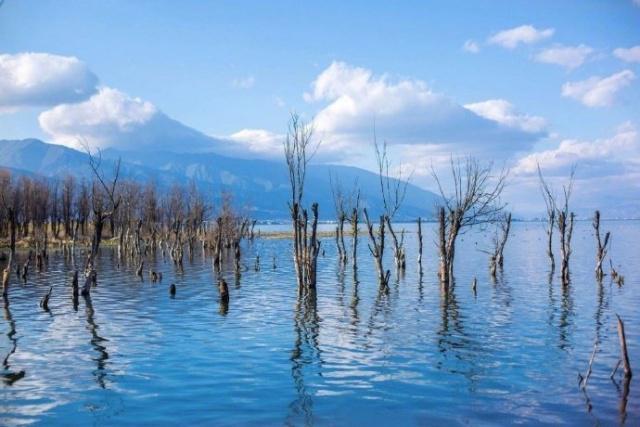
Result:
[1, 221, 639, 426]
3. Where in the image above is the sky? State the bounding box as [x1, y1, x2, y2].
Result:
[0, 0, 639, 215]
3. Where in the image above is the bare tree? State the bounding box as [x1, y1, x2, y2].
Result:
[417, 217, 423, 274]
[363, 207, 390, 287]
[350, 188, 361, 268]
[593, 210, 610, 281]
[432, 157, 507, 286]
[86, 148, 122, 259]
[284, 113, 321, 291]
[61, 175, 76, 238]
[330, 174, 360, 267]
[330, 173, 349, 265]
[375, 139, 410, 272]
[554, 167, 576, 286]
[538, 164, 556, 270]
[0, 171, 18, 254]
[488, 212, 512, 277]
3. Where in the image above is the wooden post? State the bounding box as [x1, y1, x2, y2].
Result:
[617, 314, 632, 378]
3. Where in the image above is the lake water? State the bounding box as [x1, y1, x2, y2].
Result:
[1, 220, 639, 426]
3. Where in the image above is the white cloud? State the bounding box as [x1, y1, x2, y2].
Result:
[0, 52, 98, 111]
[514, 122, 639, 175]
[534, 44, 594, 70]
[232, 76, 255, 89]
[463, 40, 480, 53]
[302, 61, 543, 163]
[634, 0, 640, 7]
[229, 129, 284, 157]
[561, 70, 635, 107]
[39, 87, 223, 152]
[488, 25, 554, 49]
[464, 99, 547, 133]
[613, 46, 640, 63]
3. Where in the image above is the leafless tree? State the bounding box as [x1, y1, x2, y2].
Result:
[363, 207, 390, 287]
[538, 164, 556, 270]
[554, 167, 576, 286]
[330, 174, 359, 266]
[375, 139, 410, 272]
[488, 212, 512, 278]
[432, 157, 507, 287]
[61, 175, 76, 238]
[0, 171, 18, 254]
[284, 113, 321, 291]
[417, 217, 423, 275]
[593, 210, 610, 281]
[350, 188, 361, 268]
[86, 147, 122, 259]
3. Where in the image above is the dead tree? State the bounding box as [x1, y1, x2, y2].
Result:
[417, 217, 423, 274]
[538, 164, 556, 270]
[363, 208, 390, 287]
[556, 168, 576, 286]
[39, 287, 52, 311]
[330, 174, 349, 265]
[375, 140, 409, 272]
[432, 157, 507, 287]
[350, 190, 361, 268]
[489, 212, 512, 277]
[0, 172, 18, 255]
[538, 165, 576, 285]
[616, 314, 632, 378]
[284, 113, 321, 291]
[2, 251, 11, 297]
[87, 148, 122, 259]
[593, 210, 610, 281]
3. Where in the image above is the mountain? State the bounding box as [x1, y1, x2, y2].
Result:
[0, 139, 441, 220]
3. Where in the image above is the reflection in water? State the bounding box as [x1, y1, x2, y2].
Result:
[350, 267, 360, 329]
[287, 288, 322, 426]
[2, 294, 25, 385]
[83, 294, 109, 389]
[558, 283, 574, 351]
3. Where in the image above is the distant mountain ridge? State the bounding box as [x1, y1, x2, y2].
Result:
[0, 138, 441, 220]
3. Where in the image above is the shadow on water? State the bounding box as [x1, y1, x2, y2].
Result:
[83, 294, 109, 389]
[2, 294, 25, 386]
[287, 287, 322, 427]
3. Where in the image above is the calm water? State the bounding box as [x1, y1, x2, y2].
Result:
[1, 221, 639, 426]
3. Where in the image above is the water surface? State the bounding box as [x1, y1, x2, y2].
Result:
[1, 221, 639, 425]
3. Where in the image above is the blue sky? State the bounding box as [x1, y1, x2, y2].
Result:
[0, 0, 639, 213]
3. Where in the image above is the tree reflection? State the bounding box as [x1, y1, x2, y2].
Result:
[287, 287, 321, 426]
[2, 294, 25, 385]
[83, 294, 109, 389]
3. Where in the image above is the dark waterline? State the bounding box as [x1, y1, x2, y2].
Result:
[0, 221, 639, 426]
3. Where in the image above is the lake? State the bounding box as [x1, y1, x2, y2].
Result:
[1, 220, 638, 426]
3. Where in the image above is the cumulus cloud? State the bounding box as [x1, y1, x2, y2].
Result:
[514, 122, 639, 176]
[463, 40, 480, 53]
[229, 129, 284, 157]
[0, 52, 98, 111]
[302, 61, 543, 162]
[232, 76, 255, 89]
[561, 70, 635, 107]
[613, 46, 640, 63]
[39, 87, 223, 152]
[488, 25, 554, 49]
[464, 99, 547, 133]
[534, 44, 594, 70]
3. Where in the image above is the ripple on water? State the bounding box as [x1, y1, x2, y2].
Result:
[0, 221, 639, 425]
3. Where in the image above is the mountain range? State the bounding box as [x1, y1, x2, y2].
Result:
[0, 138, 441, 220]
